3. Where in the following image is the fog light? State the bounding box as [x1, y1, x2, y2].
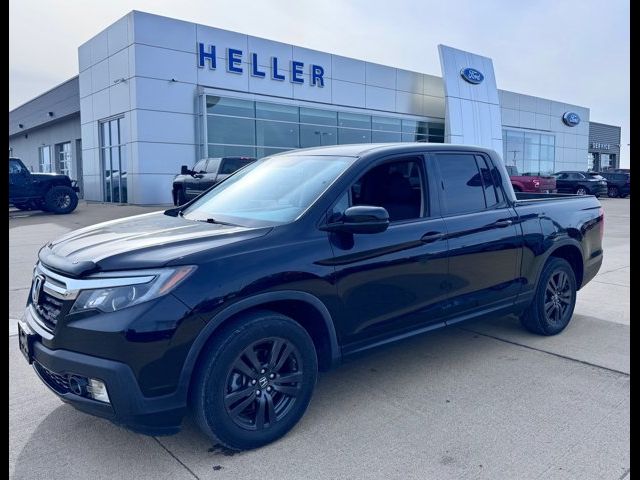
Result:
[88, 379, 110, 403]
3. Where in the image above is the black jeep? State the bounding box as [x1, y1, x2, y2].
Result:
[9, 157, 80, 214]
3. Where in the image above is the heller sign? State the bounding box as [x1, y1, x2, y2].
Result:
[197, 43, 325, 87]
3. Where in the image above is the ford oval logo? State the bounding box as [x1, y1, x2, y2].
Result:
[562, 112, 581, 127]
[460, 67, 484, 84]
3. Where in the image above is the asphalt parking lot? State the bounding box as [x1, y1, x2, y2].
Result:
[9, 199, 629, 480]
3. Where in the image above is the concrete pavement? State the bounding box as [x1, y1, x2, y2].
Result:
[8, 199, 630, 479]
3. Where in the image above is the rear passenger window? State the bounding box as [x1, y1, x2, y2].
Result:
[434, 153, 490, 215]
[476, 155, 504, 206]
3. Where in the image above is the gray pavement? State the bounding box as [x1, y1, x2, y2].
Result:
[9, 199, 630, 479]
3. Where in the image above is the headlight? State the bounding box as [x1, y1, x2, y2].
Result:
[70, 266, 196, 314]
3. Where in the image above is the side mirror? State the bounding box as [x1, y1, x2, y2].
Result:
[321, 205, 389, 234]
[180, 165, 191, 175]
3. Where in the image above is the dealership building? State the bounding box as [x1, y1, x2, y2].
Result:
[8, 10, 623, 205]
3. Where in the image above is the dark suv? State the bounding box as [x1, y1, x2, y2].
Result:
[9, 157, 79, 214]
[597, 171, 630, 198]
[552, 171, 608, 197]
[172, 157, 256, 205]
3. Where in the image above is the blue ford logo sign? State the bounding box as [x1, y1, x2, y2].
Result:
[562, 112, 581, 127]
[460, 67, 484, 84]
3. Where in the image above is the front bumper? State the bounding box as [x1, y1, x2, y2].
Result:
[20, 306, 188, 436]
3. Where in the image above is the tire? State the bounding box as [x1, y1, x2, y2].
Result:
[608, 186, 619, 198]
[575, 186, 588, 195]
[44, 186, 79, 214]
[520, 257, 577, 336]
[176, 188, 187, 206]
[191, 310, 318, 450]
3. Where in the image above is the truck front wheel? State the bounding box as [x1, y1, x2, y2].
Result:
[44, 186, 79, 214]
[520, 257, 577, 335]
[190, 311, 318, 450]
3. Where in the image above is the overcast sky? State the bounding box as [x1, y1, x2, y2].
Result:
[9, 0, 630, 167]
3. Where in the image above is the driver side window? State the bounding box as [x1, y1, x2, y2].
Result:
[9, 160, 25, 174]
[330, 158, 427, 223]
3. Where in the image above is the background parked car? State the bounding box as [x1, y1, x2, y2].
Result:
[552, 171, 608, 197]
[172, 156, 256, 206]
[597, 171, 630, 198]
[505, 165, 557, 193]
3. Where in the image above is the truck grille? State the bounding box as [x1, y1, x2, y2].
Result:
[30, 264, 76, 332]
[34, 361, 70, 394]
[34, 290, 66, 329]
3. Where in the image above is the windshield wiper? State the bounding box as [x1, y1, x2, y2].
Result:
[195, 217, 239, 227]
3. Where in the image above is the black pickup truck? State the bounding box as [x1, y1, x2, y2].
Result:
[172, 156, 256, 205]
[18, 144, 603, 450]
[9, 157, 79, 214]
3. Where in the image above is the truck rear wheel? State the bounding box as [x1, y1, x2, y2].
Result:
[190, 310, 318, 450]
[44, 186, 79, 214]
[520, 257, 577, 336]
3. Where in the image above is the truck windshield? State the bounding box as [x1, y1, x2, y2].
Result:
[182, 154, 354, 226]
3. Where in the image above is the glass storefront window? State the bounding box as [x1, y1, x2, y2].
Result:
[372, 116, 401, 132]
[256, 120, 299, 148]
[256, 102, 299, 122]
[300, 125, 337, 147]
[207, 97, 255, 117]
[38, 145, 52, 173]
[208, 144, 257, 158]
[100, 117, 127, 203]
[401, 133, 428, 142]
[402, 119, 428, 135]
[338, 112, 371, 129]
[256, 146, 292, 158]
[338, 128, 371, 144]
[203, 94, 443, 160]
[372, 131, 402, 142]
[207, 116, 256, 145]
[503, 129, 555, 175]
[300, 107, 337, 126]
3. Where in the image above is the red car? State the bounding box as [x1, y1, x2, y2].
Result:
[506, 165, 557, 193]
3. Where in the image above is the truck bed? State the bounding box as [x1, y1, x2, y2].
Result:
[514, 191, 592, 204]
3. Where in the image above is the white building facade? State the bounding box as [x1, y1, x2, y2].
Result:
[77, 10, 590, 205]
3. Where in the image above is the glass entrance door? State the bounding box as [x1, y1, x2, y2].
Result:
[100, 118, 127, 203]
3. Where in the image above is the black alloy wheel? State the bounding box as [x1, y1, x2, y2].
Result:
[225, 338, 303, 431]
[191, 311, 317, 450]
[520, 257, 577, 335]
[542, 270, 573, 326]
[44, 185, 79, 214]
[575, 186, 588, 195]
[608, 186, 619, 198]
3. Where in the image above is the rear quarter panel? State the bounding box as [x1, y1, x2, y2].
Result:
[514, 197, 603, 301]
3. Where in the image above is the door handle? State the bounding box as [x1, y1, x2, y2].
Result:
[492, 219, 513, 228]
[420, 232, 446, 243]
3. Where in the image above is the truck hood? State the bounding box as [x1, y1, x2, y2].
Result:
[31, 172, 69, 180]
[39, 211, 272, 276]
